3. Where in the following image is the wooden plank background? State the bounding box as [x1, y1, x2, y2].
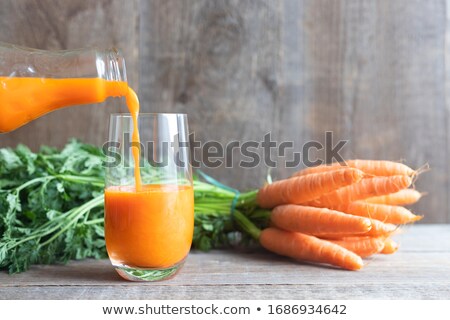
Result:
[0, 0, 448, 223]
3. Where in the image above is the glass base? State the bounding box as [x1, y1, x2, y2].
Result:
[113, 259, 186, 282]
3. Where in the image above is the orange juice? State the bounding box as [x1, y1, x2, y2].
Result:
[104, 184, 194, 268]
[0, 76, 142, 188]
[124, 88, 142, 189]
[0, 75, 193, 272]
[0, 77, 128, 133]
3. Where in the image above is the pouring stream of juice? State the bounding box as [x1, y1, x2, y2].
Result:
[1, 76, 194, 270]
[0, 77, 142, 189]
[125, 88, 142, 189]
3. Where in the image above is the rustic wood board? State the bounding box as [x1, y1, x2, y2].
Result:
[138, 0, 449, 223]
[1, 225, 449, 299]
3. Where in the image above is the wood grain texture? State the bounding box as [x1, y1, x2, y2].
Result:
[138, 0, 449, 222]
[139, 0, 282, 190]
[0, 0, 449, 222]
[0, 225, 449, 299]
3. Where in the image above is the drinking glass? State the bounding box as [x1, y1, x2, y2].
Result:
[104, 113, 193, 281]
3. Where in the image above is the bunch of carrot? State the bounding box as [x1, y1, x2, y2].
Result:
[232, 160, 425, 271]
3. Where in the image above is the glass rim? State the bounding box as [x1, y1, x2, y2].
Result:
[110, 112, 188, 117]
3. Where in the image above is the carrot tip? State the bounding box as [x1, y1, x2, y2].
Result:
[381, 240, 399, 254]
[391, 228, 404, 235]
[353, 256, 364, 270]
[411, 163, 430, 185]
[414, 163, 430, 176]
[405, 176, 413, 188]
[363, 218, 373, 231]
[353, 169, 366, 182]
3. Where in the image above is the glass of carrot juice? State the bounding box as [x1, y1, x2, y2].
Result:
[104, 113, 194, 281]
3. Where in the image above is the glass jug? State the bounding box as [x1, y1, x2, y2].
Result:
[0, 41, 128, 133]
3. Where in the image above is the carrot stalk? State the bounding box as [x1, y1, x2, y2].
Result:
[270, 205, 372, 235]
[306, 175, 412, 207]
[328, 236, 385, 257]
[260, 228, 364, 271]
[365, 189, 423, 206]
[332, 201, 422, 224]
[293, 160, 416, 177]
[256, 168, 364, 209]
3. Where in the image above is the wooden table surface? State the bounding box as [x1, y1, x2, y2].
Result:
[1, 225, 449, 300]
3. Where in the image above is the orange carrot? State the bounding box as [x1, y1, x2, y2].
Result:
[256, 168, 364, 209]
[365, 189, 423, 206]
[311, 219, 397, 239]
[270, 205, 372, 235]
[367, 220, 397, 236]
[293, 160, 416, 177]
[381, 238, 399, 254]
[333, 201, 422, 224]
[328, 236, 385, 257]
[307, 175, 412, 207]
[259, 228, 363, 270]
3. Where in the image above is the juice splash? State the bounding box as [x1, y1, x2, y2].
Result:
[104, 184, 194, 268]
